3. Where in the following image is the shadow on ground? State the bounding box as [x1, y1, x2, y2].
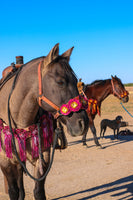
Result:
[52, 175, 133, 200]
[68, 135, 133, 150]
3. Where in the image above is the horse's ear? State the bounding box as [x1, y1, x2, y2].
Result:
[111, 75, 114, 79]
[61, 47, 74, 62]
[44, 43, 59, 66]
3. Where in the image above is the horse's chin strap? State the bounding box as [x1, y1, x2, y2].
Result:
[111, 79, 121, 99]
[38, 61, 60, 119]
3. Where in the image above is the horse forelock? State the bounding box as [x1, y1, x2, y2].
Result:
[113, 76, 124, 88]
[44, 56, 77, 80]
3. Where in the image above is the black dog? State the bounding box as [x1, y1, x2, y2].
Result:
[100, 116, 123, 139]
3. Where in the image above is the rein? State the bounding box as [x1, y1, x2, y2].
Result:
[7, 61, 59, 181]
[120, 102, 133, 118]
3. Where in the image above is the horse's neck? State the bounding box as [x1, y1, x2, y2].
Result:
[98, 80, 113, 102]
[0, 59, 41, 128]
[12, 62, 40, 128]
[86, 79, 113, 103]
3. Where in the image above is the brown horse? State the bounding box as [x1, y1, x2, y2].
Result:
[0, 43, 89, 200]
[82, 75, 129, 146]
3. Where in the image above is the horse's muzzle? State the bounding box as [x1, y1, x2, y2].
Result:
[122, 96, 129, 103]
[66, 110, 89, 137]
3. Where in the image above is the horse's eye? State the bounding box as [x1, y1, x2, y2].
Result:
[58, 81, 64, 85]
[57, 81, 65, 87]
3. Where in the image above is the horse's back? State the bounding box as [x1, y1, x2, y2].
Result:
[0, 56, 44, 123]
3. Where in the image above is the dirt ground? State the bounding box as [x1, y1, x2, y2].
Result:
[1, 86, 133, 200]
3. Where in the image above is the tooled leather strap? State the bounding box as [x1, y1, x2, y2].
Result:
[81, 90, 88, 99]
[111, 79, 121, 99]
[38, 61, 60, 113]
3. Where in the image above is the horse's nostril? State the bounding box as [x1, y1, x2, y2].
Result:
[122, 96, 129, 103]
[78, 119, 84, 131]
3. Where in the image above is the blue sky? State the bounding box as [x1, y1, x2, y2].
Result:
[0, 0, 133, 83]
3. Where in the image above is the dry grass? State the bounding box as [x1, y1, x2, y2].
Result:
[101, 86, 133, 116]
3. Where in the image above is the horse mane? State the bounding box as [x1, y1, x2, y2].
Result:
[91, 80, 104, 85]
[23, 56, 45, 66]
[86, 79, 108, 87]
[85, 76, 124, 89]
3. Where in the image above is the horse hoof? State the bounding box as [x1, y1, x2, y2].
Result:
[83, 142, 87, 146]
[97, 144, 103, 149]
[99, 145, 105, 149]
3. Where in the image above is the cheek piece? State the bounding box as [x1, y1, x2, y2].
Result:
[38, 60, 88, 118]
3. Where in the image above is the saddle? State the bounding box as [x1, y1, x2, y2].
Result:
[0, 56, 24, 89]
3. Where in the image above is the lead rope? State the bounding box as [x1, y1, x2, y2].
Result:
[120, 102, 133, 118]
[7, 65, 58, 181]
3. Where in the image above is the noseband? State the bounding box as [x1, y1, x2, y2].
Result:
[38, 61, 87, 119]
[111, 78, 128, 99]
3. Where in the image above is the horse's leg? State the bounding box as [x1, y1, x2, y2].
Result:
[34, 148, 50, 200]
[82, 127, 89, 145]
[82, 115, 92, 145]
[90, 122, 101, 147]
[1, 163, 19, 200]
[16, 164, 25, 200]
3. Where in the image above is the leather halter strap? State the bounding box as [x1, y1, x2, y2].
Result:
[111, 79, 121, 98]
[38, 61, 60, 117]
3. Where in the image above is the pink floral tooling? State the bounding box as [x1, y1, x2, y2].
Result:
[60, 95, 88, 115]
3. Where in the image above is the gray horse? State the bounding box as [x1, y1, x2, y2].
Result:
[0, 43, 89, 200]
